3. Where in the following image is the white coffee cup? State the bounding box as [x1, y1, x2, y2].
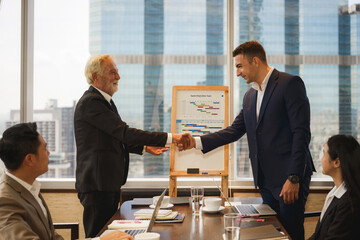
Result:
[135, 232, 160, 240]
[153, 195, 170, 208]
[205, 197, 222, 211]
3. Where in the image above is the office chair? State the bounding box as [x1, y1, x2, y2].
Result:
[54, 222, 79, 240]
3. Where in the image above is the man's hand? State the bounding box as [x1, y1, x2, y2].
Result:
[180, 133, 195, 151]
[100, 230, 134, 240]
[146, 146, 170, 155]
[279, 179, 299, 204]
[173, 133, 195, 151]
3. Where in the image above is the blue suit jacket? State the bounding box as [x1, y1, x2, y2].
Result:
[201, 69, 314, 192]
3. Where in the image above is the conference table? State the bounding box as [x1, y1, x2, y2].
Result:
[97, 197, 290, 239]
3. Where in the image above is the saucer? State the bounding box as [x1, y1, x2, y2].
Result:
[149, 203, 174, 209]
[202, 206, 225, 213]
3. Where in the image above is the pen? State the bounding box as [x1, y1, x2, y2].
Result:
[241, 219, 264, 222]
[202, 172, 208, 174]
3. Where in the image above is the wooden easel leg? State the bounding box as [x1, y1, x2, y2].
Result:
[221, 176, 229, 198]
[169, 176, 177, 197]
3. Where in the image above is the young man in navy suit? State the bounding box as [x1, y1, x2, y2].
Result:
[182, 41, 315, 240]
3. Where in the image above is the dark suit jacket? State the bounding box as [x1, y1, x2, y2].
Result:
[0, 174, 63, 240]
[74, 86, 168, 193]
[201, 69, 314, 192]
[308, 192, 360, 240]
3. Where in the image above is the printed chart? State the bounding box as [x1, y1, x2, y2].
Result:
[172, 89, 228, 171]
[176, 90, 225, 137]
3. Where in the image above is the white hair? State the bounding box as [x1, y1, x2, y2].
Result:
[84, 54, 114, 84]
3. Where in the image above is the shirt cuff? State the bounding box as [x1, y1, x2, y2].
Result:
[195, 137, 203, 150]
[142, 146, 146, 154]
[92, 237, 101, 240]
[166, 133, 172, 144]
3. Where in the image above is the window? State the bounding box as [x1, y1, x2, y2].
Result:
[0, 0, 21, 176]
[2, 0, 360, 186]
[32, 0, 89, 178]
[90, 0, 227, 178]
[233, 0, 360, 180]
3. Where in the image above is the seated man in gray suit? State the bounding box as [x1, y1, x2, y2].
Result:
[0, 123, 133, 240]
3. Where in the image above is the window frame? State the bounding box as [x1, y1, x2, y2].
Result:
[16, 0, 334, 190]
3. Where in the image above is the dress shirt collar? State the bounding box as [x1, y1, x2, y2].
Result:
[320, 181, 347, 221]
[252, 67, 274, 92]
[5, 170, 41, 196]
[91, 85, 112, 104]
[328, 181, 347, 199]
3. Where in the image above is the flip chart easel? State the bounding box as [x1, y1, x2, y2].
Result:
[169, 86, 229, 197]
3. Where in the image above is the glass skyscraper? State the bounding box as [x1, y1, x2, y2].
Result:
[89, 0, 360, 178]
[89, 0, 226, 177]
[235, 0, 360, 177]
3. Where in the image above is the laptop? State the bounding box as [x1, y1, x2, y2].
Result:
[234, 203, 277, 217]
[213, 179, 276, 217]
[101, 188, 167, 237]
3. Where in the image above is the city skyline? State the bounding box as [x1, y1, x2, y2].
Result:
[2, 0, 360, 179]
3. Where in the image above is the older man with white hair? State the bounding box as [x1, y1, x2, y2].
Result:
[74, 55, 187, 237]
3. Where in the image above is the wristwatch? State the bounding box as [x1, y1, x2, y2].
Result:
[288, 174, 300, 184]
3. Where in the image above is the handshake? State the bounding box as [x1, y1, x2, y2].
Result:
[172, 133, 196, 151]
[145, 133, 196, 156]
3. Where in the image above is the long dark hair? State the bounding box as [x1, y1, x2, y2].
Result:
[327, 135, 360, 201]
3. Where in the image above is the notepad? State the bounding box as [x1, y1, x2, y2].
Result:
[135, 211, 178, 220]
[154, 213, 185, 223]
[134, 209, 173, 218]
[240, 224, 288, 240]
[107, 220, 150, 229]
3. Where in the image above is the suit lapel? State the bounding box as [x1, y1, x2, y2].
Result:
[39, 193, 56, 238]
[251, 91, 258, 125]
[256, 70, 279, 128]
[314, 197, 340, 237]
[89, 86, 121, 117]
[89, 86, 128, 161]
[5, 175, 52, 239]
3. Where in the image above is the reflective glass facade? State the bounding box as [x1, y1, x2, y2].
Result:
[2, 0, 360, 180]
[235, 0, 360, 178]
[88, 0, 360, 179]
[89, 0, 226, 177]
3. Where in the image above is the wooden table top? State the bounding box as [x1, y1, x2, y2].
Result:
[97, 197, 290, 240]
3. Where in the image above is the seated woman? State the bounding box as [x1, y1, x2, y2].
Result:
[309, 135, 360, 240]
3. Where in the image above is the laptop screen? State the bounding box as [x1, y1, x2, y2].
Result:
[146, 188, 167, 232]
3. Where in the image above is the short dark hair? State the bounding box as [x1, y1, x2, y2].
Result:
[232, 40, 267, 63]
[327, 135, 360, 201]
[0, 122, 40, 171]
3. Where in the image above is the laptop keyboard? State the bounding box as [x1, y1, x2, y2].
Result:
[124, 229, 146, 237]
[236, 205, 259, 215]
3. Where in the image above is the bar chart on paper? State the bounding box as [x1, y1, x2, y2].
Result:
[173, 89, 227, 171]
[176, 120, 223, 137]
[176, 91, 225, 137]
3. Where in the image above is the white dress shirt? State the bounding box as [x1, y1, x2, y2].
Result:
[194, 67, 274, 150]
[251, 67, 274, 121]
[320, 181, 347, 221]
